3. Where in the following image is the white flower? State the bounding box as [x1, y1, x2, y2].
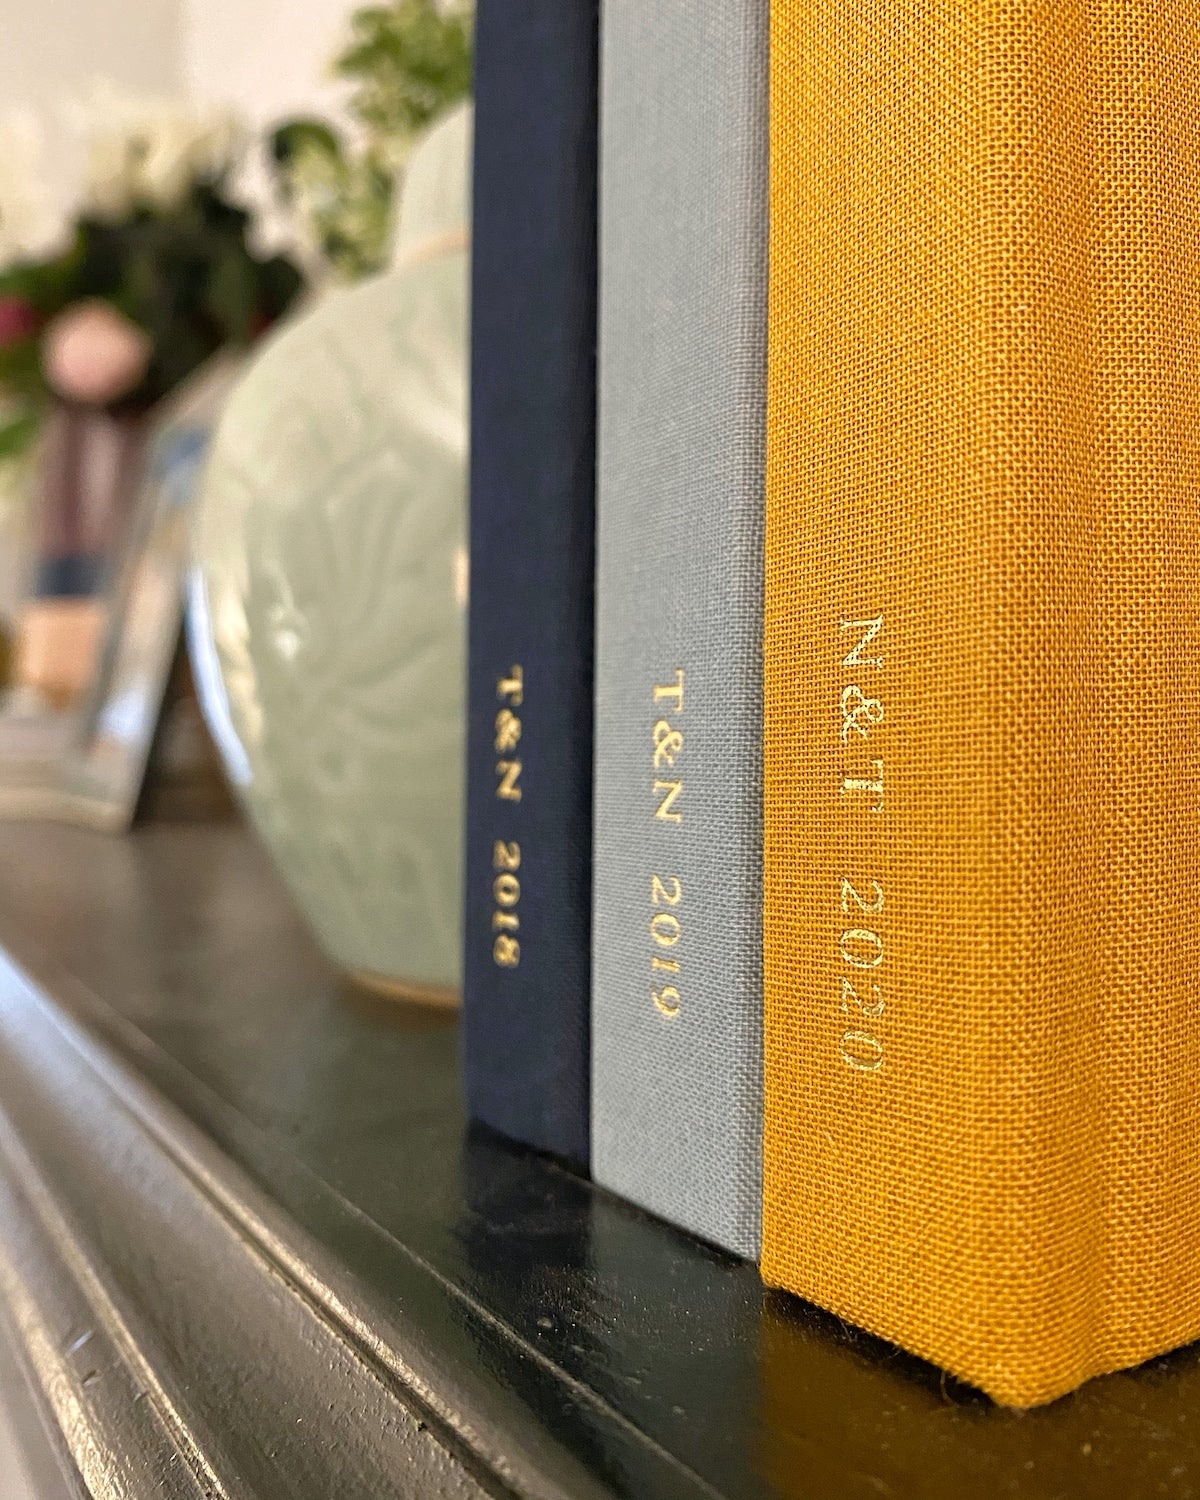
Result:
[0, 111, 69, 268]
[66, 83, 244, 220]
[225, 133, 321, 268]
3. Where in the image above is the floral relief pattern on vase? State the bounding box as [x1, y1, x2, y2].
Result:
[188, 105, 471, 995]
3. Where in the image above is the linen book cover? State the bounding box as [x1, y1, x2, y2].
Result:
[592, 0, 768, 1257]
[764, 2, 1200, 1404]
[463, 0, 598, 1165]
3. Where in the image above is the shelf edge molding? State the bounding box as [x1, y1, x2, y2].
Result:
[0, 948, 521, 1500]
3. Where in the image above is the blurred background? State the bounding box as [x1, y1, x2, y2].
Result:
[1, 0, 352, 232]
[0, 0, 472, 684]
[0, 0, 347, 631]
[0, 0, 473, 992]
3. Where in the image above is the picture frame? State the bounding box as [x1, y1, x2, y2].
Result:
[0, 354, 242, 829]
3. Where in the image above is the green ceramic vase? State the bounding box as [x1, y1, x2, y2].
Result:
[188, 105, 471, 1000]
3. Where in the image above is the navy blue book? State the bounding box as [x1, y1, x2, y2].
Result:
[463, 0, 598, 1166]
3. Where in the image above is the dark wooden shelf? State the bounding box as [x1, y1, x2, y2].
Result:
[0, 822, 1195, 1499]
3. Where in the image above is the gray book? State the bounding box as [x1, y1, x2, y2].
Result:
[592, 0, 767, 1258]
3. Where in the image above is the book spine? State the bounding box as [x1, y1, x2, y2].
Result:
[592, 0, 768, 1257]
[764, 2, 1200, 1404]
[462, 0, 598, 1166]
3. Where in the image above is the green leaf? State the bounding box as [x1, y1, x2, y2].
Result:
[0, 411, 40, 462]
[271, 119, 345, 171]
[335, 0, 473, 142]
[268, 0, 472, 280]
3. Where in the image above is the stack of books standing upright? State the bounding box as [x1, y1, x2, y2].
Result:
[463, 0, 1200, 1408]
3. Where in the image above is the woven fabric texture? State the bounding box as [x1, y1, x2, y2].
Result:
[593, 0, 768, 1256]
[764, 2, 1200, 1405]
[463, 0, 597, 1166]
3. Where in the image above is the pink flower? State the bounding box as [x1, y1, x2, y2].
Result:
[0, 295, 38, 348]
[42, 299, 152, 406]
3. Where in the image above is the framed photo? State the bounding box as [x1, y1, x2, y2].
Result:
[0, 354, 242, 829]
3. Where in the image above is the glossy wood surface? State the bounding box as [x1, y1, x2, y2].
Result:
[0, 821, 1196, 1498]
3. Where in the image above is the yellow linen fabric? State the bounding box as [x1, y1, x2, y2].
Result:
[764, 1, 1200, 1406]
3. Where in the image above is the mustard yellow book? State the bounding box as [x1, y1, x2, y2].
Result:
[764, 4, 1200, 1406]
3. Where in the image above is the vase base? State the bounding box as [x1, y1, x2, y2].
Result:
[345, 968, 461, 1010]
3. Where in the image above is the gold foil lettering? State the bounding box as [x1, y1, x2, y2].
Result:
[650, 911, 682, 946]
[841, 976, 885, 1019]
[653, 669, 685, 713]
[841, 760, 884, 815]
[493, 840, 520, 871]
[841, 877, 884, 915]
[840, 616, 884, 670]
[653, 986, 681, 1018]
[840, 1029, 885, 1073]
[836, 616, 886, 1072]
[840, 928, 884, 969]
[648, 673, 685, 1017]
[489, 668, 524, 968]
[496, 760, 523, 802]
[494, 709, 522, 753]
[653, 720, 683, 768]
[490, 843, 521, 962]
[493, 934, 520, 967]
[840, 684, 884, 743]
[497, 666, 524, 706]
[651, 874, 682, 906]
[654, 779, 683, 823]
